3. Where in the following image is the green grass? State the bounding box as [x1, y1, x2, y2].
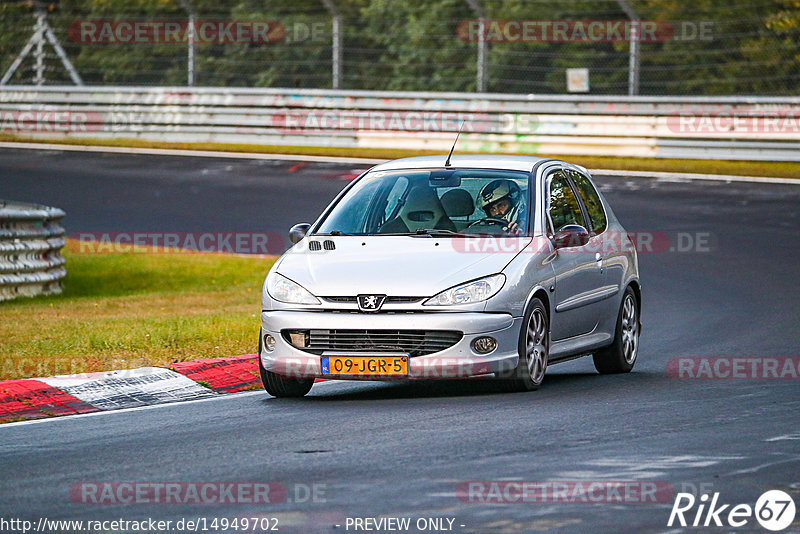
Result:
[2, 133, 799, 179]
[0, 240, 274, 380]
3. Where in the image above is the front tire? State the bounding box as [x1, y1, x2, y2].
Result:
[593, 286, 640, 374]
[498, 297, 549, 392]
[258, 330, 313, 397]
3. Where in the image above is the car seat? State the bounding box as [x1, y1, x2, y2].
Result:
[379, 185, 457, 233]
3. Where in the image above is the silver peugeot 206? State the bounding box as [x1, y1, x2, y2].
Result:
[258, 155, 641, 397]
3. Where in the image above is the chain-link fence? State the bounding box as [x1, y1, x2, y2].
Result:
[1, 0, 798, 95]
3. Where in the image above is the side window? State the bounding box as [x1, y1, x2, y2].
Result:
[548, 171, 586, 233]
[569, 171, 607, 234]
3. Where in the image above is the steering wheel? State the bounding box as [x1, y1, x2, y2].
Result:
[468, 217, 510, 230]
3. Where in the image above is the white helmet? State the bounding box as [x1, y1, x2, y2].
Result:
[476, 179, 521, 215]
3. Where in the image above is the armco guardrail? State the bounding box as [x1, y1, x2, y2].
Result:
[0, 201, 67, 301]
[1, 86, 799, 161]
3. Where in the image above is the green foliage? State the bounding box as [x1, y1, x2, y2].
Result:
[0, 0, 797, 94]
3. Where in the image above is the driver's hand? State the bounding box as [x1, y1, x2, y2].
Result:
[506, 221, 522, 235]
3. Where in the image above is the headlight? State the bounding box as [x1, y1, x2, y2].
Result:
[266, 272, 320, 305]
[424, 274, 506, 306]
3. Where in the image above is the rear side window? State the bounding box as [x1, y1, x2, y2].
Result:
[569, 171, 607, 234]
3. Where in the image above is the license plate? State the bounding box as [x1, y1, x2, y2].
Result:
[321, 353, 408, 376]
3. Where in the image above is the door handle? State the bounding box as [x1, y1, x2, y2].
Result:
[595, 252, 604, 274]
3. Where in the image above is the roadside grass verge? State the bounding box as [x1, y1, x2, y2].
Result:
[0, 239, 274, 381]
[2, 134, 799, 179]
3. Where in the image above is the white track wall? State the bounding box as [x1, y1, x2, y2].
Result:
[1, 87, 799, 161]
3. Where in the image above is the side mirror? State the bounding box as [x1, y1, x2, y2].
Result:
[289, 223, 311, 244]
[553, 224, 590, 249]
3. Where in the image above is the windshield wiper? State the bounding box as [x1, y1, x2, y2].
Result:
[408, 229, 471, 237]
[314, 230, 353, 236]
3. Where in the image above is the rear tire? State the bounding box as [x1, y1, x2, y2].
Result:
[258, 330, 313, 397]
[497, 297, 549, 392]
[593, 286, 639, 374]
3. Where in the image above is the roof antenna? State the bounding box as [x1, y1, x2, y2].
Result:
[444, 120, 465, 167]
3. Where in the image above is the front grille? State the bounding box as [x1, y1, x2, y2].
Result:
[321, 296, 424, 304]
[282, 329, 462, 357]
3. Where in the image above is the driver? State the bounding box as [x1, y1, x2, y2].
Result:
[475, 179, 526, 235]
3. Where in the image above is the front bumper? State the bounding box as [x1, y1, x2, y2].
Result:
[260, 311, 522, 380]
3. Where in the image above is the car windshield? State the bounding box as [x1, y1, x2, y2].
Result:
[315, 168, 531, 236]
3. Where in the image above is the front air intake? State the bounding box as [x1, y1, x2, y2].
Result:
[282, 329, 463, 357]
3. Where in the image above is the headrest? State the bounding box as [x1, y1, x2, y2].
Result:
[440, 189, 475, 218]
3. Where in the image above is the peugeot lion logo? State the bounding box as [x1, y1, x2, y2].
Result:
[357, 294, 386, 312]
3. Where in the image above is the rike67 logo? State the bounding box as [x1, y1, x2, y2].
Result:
[668, 490, 796, 531]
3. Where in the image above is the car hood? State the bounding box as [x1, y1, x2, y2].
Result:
[274, 236, 531, 297]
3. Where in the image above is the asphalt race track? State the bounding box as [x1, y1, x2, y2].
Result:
[1, 148, 799, 533]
